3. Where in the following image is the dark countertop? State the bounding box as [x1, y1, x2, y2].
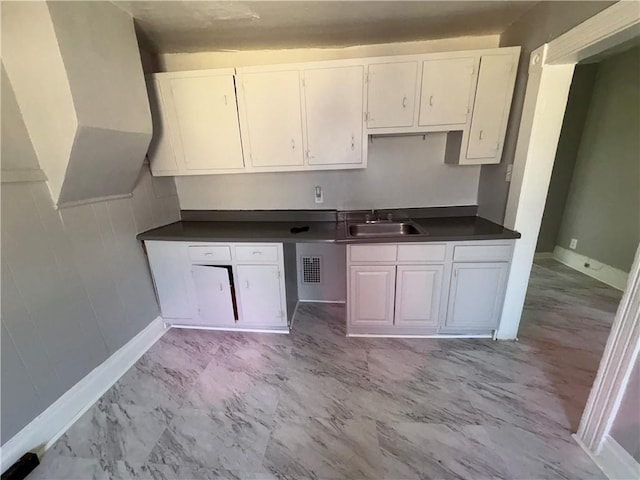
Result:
[137, 213, 520, 244]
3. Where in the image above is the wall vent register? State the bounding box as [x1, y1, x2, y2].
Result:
[302, 256, 322, 284]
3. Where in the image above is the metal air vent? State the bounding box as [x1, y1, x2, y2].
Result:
[301, 256, 321, 284]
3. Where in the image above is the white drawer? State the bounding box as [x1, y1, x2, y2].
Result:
[397, 244, 446, 262]
[453, 244, 512, 262]
[349, 244, 397, 263]
[235, 245, 279, 263]
[188, 245, 232, 263]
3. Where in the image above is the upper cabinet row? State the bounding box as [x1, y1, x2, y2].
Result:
[147, 47, 519, 176]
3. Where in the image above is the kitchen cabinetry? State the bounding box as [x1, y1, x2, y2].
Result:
[394, 265, 443, 327]
[347, 240, 514, 336]
[148, 70, 245, 176]
[444, 262, 509, 332]
[237, 70, 305, 168]
[144, 240, 289, 332]
[349, 265, 396, 326]
[237, 265, 286, 326]
[303, 66, 364, 165]
[419, 57, 476, 126]
[366, 62, 418, 128]
[465, 54, 517, 163]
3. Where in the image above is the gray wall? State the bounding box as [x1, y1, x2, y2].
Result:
[555, 47, 640, 271]
[0, 76, 180, 444]
[477, 1, 615, 224]
[536, 64, 598, 252]
[296, 243, 347, 302]
[610, 357, 640, 462]
[176, 134, 481, 210]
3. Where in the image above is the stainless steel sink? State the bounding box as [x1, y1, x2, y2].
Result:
[347, 221, 424, 237]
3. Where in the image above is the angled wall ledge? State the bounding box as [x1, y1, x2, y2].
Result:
[1, 1, 152, 207]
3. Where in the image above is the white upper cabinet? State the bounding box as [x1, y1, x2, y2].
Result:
[419, 57, 476, 126]
[465, 54, 518, 163]
[303, 66, 364, 165]
[238, 70, 305, 168]
[148, 70, 244, 176]
[366, 62, 418, 128]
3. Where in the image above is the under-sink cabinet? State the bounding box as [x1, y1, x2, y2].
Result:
[144, 241, 290, 332]
[347, 240, 514, 336]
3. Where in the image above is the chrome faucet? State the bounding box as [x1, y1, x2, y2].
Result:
[364, 210, 393, 223]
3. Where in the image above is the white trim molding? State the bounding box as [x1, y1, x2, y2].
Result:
[577, 246, 640, 455]
[575, 434, 640, 480]
[553, 246, 630, 291]
[546, 1, 640, 65]
[0, 317, 167, 474]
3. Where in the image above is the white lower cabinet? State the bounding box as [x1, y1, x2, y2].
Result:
[444, 262, 509, 332]
[349, 265, 396, 326]
[237, 265, 286, 327]
[144, 241, 288, 332]
[394, 265, 443, 328]
[347, 241, 513, 336]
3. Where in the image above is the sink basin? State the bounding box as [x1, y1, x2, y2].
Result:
[347, 221, 424, 237]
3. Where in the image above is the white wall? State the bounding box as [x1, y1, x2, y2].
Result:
[159, 35, 499, 71]
[297, 243, 347, 302]
[177, 134, 481, 210]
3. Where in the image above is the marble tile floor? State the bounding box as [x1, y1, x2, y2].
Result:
[29, 259, 622, 480]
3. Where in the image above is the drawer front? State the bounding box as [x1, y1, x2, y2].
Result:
[453, 244, 512, 262]
[397, 244, 446, 262]
[349, 244, 397, 263]
[188, 245, 232, 263]
[235, 245, 280, 263]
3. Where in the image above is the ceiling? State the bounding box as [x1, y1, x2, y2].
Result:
[113, 1, 538, 54]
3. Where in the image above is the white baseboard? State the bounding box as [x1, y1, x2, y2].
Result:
[574, 434, 640, 480]
[534, 251, 555, 260]
[0, 316, 167, 474]
[553, 246, 629, 291]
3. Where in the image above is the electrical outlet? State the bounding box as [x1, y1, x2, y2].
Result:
[570, 238, 578, 250]
[314, 186, 323, 204]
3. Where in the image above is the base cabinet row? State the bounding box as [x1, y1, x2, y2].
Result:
[145, 241, 288, 331]
[347, 242, 513, 335]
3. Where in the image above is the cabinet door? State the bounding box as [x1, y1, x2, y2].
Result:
[466, 54, 517, 161]
[419, 57, 476, 126]
[147, 78, 179, 175]
[395, 265, 443, 327]
[349, 265, 395, 326]
[167, 74, 244, 170]
[191, 265, 236, 326]
[446, 262, 508, 330]
[236, 265, 285, 326]
[304, 66, 364, 165]
[367, 62, 417, 128]
[144, 241, 192, 319]
[239, 70, 304, 168]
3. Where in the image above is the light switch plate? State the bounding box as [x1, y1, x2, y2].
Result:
[570, 238, 578, 250]
[314, 186, 323, 204]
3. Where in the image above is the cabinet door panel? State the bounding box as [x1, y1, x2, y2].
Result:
[147, 78, 179, 174]
[395, 265, 443, 327]
[419, 57, 476, 126]
[367, 62, 417, 128]
[467, 54, 516, 160]
[191, 265, 236, 326]
[349, 265, 395, 326]
[446, 262, 508, 330]
[145, 241, 191, 319]
[236, 265, 285, 326]
[304, 66, 364, 165]
[240, 71, 304, 167]
[168, 75, 244, 170]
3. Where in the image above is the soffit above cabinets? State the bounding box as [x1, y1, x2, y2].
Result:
[114, 1, 537, 53]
